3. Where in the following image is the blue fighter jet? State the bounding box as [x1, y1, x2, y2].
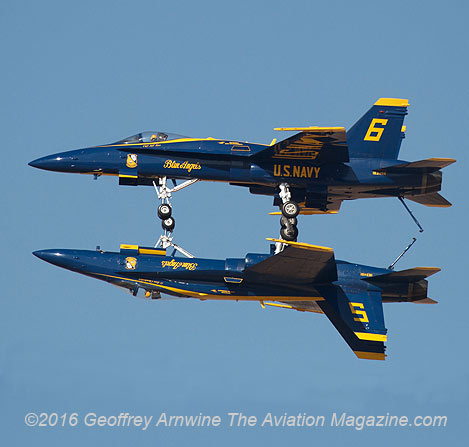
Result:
[29, 98, 455, 239]
[33, 239, 440, 360]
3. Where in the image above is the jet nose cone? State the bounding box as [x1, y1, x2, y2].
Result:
[33, 249, 65, 265]
[33, 249, 82, 270]
[29, 155, 59, 171]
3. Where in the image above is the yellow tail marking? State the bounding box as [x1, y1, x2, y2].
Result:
[349, 302, 369, 323]
[354, 351, 386, 360]
[374, 98, 409, 107]
[354, 332, 387, 342]
[364, 118, 388, 142]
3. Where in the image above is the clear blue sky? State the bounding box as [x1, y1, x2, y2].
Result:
[1, 0, 467, 445]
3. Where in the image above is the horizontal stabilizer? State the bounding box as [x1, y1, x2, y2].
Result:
[406, 193, 452, 207]
[380, 158, 456, 173]
[413, 297, 438, 304]
[364, 267, 440, 284]
[244, 239, 337, 284]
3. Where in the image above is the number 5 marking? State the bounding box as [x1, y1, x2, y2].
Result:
[364, 118, 388, 141]
[349, 302, 369, 323]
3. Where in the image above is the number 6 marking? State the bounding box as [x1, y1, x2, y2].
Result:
[364, 118, 388, 141]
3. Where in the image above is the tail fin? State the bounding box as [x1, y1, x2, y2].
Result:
[347, 98, 409, 160]
[317, 287, 387, 360]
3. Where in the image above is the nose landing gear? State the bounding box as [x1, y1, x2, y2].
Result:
[153, 176, 199, 235]
[152, 176, 198, 258]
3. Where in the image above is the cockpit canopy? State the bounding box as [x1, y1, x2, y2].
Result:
[113, 131, 189, 144]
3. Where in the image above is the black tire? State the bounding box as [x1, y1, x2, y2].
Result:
[162, 217, 175, 231]
[280, 225, 298, 241]
[280, 216, 298, 228]
[157, 203, 172, 219]
[282, 201, 300, 218]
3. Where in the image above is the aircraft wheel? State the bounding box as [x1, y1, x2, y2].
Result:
[280, 216, 297, 228]
[282, 201, 300, 218]
[157, 204, 172, 219]
[162, 217, 175, 232]
[280, 225, 298, 241]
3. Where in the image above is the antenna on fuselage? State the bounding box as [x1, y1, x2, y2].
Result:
[388, 237, 417, 270]
[398, 196, 424, 233]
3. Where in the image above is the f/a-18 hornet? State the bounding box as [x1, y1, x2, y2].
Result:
[33, 238, 440, 360]
[29, 98, 454, 240]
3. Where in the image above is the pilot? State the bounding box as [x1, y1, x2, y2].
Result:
[158, 132, 168, 141]
[151, 134, 158, 142]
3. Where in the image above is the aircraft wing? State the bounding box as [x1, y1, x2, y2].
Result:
[244, 239, 337, 284]
[254, 127, 349, 163]
[316, 286, 388, 360]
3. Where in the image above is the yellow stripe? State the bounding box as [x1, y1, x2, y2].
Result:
[139, 248, 166, 255]
[265, 302, 293, 309]
[374, 98, 409, 107]
[120, 244, 139, 250]
[119, 174, 138, 179]
[354, 332, 387, 342]
[274, 126, 345, 132]
[269, 210, 338, 215]
[81, 172, 118, 177]
[95, 273, 207, 297]
[425, 203, 452, 208]
[266, 238, 333, 253]
[94, 273, 324, 301]
[101, 138, 269, 148]
[200, 295, 325, 302]
[354, 351, 386, 360]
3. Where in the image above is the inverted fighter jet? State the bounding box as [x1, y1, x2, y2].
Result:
[29, 98, 455, 239]
[33, 239, 440, 360]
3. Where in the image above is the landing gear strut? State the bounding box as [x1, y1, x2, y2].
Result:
[153, 176, 198, 258]
[153, 176, 199, 235]
[278, 183, 299, 241]
[155, 233, 195, 258]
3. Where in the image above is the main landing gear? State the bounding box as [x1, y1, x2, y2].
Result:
[279, 183, 300, 242]
[153, 177, 199, 233]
